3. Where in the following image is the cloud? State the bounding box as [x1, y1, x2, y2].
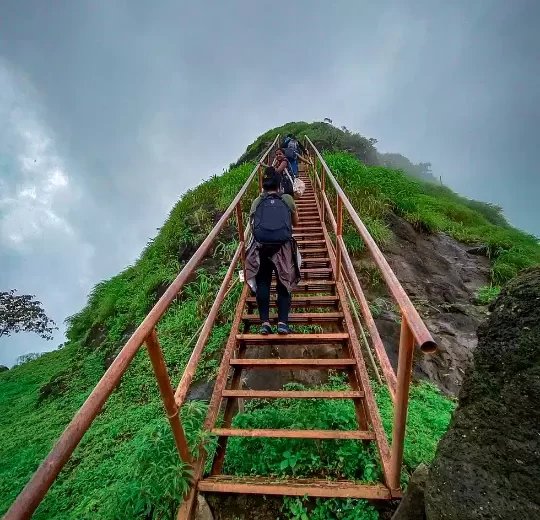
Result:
[0, 0, 539, 366]
[0, 63, 74, 252]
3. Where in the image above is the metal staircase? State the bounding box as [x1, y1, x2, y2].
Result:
[5, 135, 436, 520]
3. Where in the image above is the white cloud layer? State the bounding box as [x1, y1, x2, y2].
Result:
[1, 0, 539, 366]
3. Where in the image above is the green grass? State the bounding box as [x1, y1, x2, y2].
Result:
[223, 377, 454, 483]
[0, 162, 255, 519]
[223, 376, 454, 520]
[1, 122, 537, 518]
[323, 152, 540, 284]
[475, 285, 501, 305]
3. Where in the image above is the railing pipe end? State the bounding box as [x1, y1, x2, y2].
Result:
[419, 340, 437, 354]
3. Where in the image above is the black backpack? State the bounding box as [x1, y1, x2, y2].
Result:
[252, 193, 292, 244]
[282, 147, 297, 161]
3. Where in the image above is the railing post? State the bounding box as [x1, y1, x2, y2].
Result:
[335, 196, 343, 281]
[145, 329, 192, 464]
[321, 164, 326, 223]
[258, 164, 263, 193]
[389, 316, 415, 490]
[236, 203, 247, 282]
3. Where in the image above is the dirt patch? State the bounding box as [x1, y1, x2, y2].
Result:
[82, 323, 108, 350]
[205, 493, 283, 520]
[424, 266, 540, 519]
[365, 214, 490, 395]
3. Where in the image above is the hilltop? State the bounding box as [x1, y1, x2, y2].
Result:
[1, 122, 539, 519]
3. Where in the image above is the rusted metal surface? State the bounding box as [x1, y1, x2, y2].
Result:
[322, 191, 337, 233]
[338, 236, 397, 400]
[335, 196, 343, 281]
[5, 137, 279, 520]
[222, 389, 364, 399]
[236, 332, 349, 343]
[197, 476, 392, 499]
[210, 347, 247, 475]
[321, 224, 394, 488]
[389, 316, 415, 490]
[343, 280, 383, 385]
[272, 279, 335, 288]
[212, 428, 376, 440]
[176, 284, 250, 519]
[174, 245, 241, 405]
[145, 329, 192, 463]
[246, 295, 339, 306]
[241, 312, 343, 324]
[305, 135, 436, 354]
[228, 358, 355, 368]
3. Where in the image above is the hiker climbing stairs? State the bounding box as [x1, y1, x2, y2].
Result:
[4, 135, 436, 520]
[191, 167, 397, 503]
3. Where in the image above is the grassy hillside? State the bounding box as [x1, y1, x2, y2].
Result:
[1, 122, 539, 519]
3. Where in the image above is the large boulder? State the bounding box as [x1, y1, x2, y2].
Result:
[424, 267, 540, 519]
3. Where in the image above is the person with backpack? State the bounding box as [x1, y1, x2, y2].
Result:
[273, 148, 295, 195]
[281, 135, 308, 176]
[245, 167, 301, 335]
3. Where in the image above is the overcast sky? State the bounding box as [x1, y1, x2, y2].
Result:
[1, 0, 539, 366]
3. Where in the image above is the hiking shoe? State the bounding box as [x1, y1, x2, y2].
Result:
[277, 323, 292, 335]
[260, 324, 273, 335]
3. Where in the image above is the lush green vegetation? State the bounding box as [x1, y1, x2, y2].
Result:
[0, 163, 255, 519]
[475, 285, 502, 305]
[224, 377, 453, 482]
[324, 152, 540, 284]
[233, 121, 380, 167]
[1, 121, 537, 519]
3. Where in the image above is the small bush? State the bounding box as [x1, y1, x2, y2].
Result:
[475, 285, 501, 305]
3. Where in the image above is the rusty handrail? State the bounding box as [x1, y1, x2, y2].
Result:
[4, 136, 280, 520]
[304, 135, 436, 490]
[304, 135, 436, 354]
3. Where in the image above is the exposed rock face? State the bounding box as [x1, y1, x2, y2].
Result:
[374, 215, 490, 395]
[195, 494, 214, 520]
[392, 463, 428, 520]
[424, 267, 540, 519]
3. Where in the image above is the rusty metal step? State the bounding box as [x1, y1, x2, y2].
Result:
[302, 257, 330, 265]
[298, 248, 328, 255]
[229, 358, 354, 369]
[296, 239, 326, 246]
[270, 280, 335, 291]
[222, 389, 362, 398]
[294, 234, 324, 240]
[198, 476, 392, 499]
[300, 267, 333, 278]
[242, 312, 343, 323]
[212, 428, 375, 440]
[246, 296, 339, 307]
[236, 332, 349, 343]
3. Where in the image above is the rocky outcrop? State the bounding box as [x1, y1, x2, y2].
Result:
[392, 464, 428, 520]
[422, 266, 540, 519]
[373, 214, 490, 395]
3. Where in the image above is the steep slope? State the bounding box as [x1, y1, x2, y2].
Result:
[1, 122, 539, 519]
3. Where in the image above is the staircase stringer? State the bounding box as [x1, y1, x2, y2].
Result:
[322, 224, 395, 492]
[176, 284, 250, 520]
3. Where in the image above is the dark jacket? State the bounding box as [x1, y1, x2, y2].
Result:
[245, 238, 301, 294]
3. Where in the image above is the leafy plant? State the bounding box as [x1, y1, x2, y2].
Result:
[0, 290, 57, 340]
[281, 496, 379, 520]
[475, 285, 501, 305]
